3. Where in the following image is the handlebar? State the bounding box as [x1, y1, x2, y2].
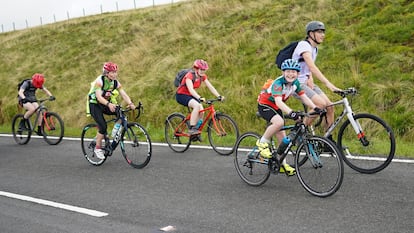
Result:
[334, 87, 358, 97]
[284, 109, 326, 120]
[203, 98, 223, 105]
[37, 96, 56, 104]
[116, 101, 143, 120]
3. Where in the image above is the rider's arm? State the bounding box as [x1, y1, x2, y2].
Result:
[42, 87, 53, 97]
[185, 78, 201, 100]
[302, 51, 340, 92]
[118, 88, 135, 109]
[204, 79, 223, 100]
[18, 88, 25, 99]
[274, 96, 292, 114]
[299, 93, 317, 110]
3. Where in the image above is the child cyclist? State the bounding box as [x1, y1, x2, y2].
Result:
[256, 59, 320, 176]
[88, 62, 136, 159]
[175, 59, 224, 135]
[17, 73, 55, 135]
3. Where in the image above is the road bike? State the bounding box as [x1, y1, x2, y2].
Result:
[81, 102, 152, 169]
[234, 111, 344, 198]
[165, 98, 239, 155]
[306, 87, 396, 174]
[12, 97, 64, 145]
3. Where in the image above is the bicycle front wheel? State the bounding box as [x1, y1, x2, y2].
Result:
[12, 114, 31, 145]
[120, 122, 152, 169]
[42, 112, 64, 145]
[165, 113, 191, 153]
[337, 113, 395, 174]
[295, 136, 344, 198]
[207, 113, 239, 155]
[234, 132, 270, 186]
[80, 123, 106, 166]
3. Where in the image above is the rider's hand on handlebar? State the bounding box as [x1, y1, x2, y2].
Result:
[313, 107, 323, 114]
[288, 111, 301, 121]
[217, 95, 225, 102]
[49, 96, 56, 101]
[198, 97, 206, 103]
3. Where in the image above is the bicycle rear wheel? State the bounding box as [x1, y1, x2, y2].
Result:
[165, 113, 191, 153]
[42, 112, 64, 145]
[337, 113, 395, 174]
[234, 132, 270, 186]
[295, 136, 343, 197]
[121, 122, 152, 169]
[12, 114, 31, 145]
[80, 123, 106, 166]
[208, 113, 239, 155]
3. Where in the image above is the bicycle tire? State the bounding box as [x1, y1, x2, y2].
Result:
[207, 113, 239, 155]
[80, 123, 106, 166]
[121, 122, 152, 169]
[165, 113, 191, 153]
[12, 114, 31, 145]
[42, 112, 64, 145]
[337, 113, 395, 174]
[234, 132, 270, 186]
[295, 136, 344, 198]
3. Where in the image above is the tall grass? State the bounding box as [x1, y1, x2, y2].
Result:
[0, 0, 413, 155]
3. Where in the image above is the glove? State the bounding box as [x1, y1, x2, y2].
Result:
[217, 95, 224, 102]
[313, 107, 322, 114]
[198, 97, 206, 103]
[49, 96, 56, 101]
[288, 111, 300, 120]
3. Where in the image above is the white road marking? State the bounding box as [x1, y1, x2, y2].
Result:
[0, 191, 108, 217]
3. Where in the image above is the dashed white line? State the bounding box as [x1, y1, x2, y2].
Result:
[0, 191, 108, 217]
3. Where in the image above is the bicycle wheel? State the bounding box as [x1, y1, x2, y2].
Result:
[165, 113, 191, 153]
[80, 123, 106, 166]
[337, 113, 395, 174]
[234, 132, 270, 186]
[12, 114, 31, 145]
[207, 113, 239, 155]
[295, 136, 343, 198]
[42, 112, 64, 145]
[120, 122, 152, 169]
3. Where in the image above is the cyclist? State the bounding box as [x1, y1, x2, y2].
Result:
[175, 59, 224, 135]
[17, 73, 55, 135]
[256, 59, 319, 176]
[88, 62, 136, 159]
[292, 21, 342, 141]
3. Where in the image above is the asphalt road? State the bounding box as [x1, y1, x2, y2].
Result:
[0, 135, 413, 233]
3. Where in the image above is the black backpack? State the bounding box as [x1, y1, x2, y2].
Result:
[17, 79, 31, 91]
[275, 40, 312, 69]
[174, 69, 196, 87]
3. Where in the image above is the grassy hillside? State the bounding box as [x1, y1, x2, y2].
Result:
[0, 0, 413, 155]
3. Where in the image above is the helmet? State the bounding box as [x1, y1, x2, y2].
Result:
[103, 62, 118, 73]
[306, 21, 325, 35]
[193, 59, 209, 70]
[31, 73, 45, 88]
[281, 59, 301, 72]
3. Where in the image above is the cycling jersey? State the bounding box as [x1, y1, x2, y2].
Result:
[18, 79, 43, 103]
[257, 76, 305, 110]
[176, 72, 207, 96]
[88, 76, 120, 104]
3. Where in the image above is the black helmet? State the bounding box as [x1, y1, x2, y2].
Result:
[306, 21, 325, 35]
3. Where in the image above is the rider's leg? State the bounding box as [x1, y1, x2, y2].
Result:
[187, 99, 203, 134]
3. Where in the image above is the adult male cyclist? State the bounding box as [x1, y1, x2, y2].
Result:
[256, 59, 319, 176]
[88, 62, 136, 159]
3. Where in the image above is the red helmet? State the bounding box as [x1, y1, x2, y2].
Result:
[103, 62, 118, 73]
[31, 73, 45, 88]
[193, 59, 209, 70]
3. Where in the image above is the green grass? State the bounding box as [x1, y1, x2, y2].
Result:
[0, 0, 413, 157]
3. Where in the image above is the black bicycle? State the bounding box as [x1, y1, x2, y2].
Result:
[12, 97, 64, 145]
[81, 102, 152, 169]
[234, 111, 344, 198]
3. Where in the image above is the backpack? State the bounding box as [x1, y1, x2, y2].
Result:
[17, 79, 31, 91]
[261, 79, 274, 93]
[174, 69, 196, 87]
[275, 40, 311, 69]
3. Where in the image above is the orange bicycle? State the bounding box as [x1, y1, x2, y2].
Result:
[165, 98, 239, 155]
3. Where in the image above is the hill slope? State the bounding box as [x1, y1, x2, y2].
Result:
[0, 0, 413, 147]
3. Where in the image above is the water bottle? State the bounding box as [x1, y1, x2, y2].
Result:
[276, 136, 291, 155]
[195, 119, 203, 129]
[111, 123, 121, 138]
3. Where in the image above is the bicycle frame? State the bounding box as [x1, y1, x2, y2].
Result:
[25, 99, 53, 132]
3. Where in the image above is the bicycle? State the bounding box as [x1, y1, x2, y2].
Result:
[234, 111, 344, 198]
[306, 87, 396, 174]
[12, 97, 64, 145]
[165, 98, 239, 155]
[80, 102, 152, 169]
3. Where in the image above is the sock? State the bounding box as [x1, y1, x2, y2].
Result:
[259, 137, 270, 144]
